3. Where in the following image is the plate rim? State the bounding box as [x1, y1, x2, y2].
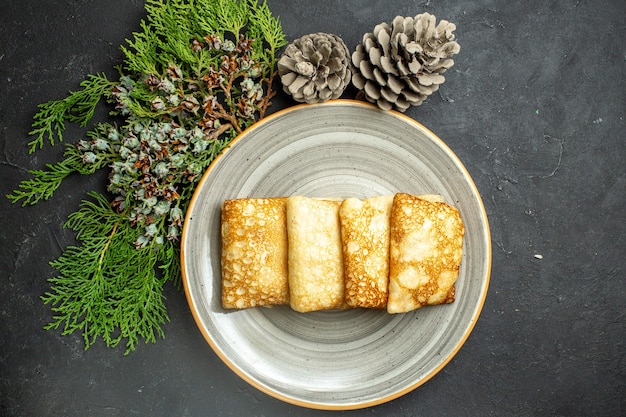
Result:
[180, 99, 492, 410]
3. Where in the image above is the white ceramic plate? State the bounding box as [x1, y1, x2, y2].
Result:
[181, 100, 491, 410]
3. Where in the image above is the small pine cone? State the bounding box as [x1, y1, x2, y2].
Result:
[352, 13, 461, 112]
[278, 33, 351, 103]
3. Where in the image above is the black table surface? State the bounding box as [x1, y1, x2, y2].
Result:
[1, 1, 624, 416]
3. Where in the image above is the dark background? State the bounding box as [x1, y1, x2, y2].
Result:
[1, 1, 624, 416]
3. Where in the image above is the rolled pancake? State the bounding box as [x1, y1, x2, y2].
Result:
[221, 198, 289, 309]
[340, 195, 393, 308]
[387, 193, 464, 314]
[286, 196, 344, 312]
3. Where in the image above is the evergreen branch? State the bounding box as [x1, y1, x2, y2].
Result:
[124, 0, 198, 74]
[212, 0, 249, 38]
[15, 0, 287, 354]
[7, 146, 89, 206]
[28, 73, 114, 153]
[160, 242, 182, 290]
[247, 0, 288, 68]
[120, 20, 161, 75]
[42, 192, 170, 354]
[192, 0, 248, 39]
[7, 135, 114, 207]
[150, 3, 197, 66]
[145, 0, 193, 38]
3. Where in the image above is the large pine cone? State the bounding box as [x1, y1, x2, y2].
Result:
[352, 13, 460, 112]
[278, 33, 351, 103]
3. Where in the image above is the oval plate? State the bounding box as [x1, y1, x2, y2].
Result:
[181, 100, 491, 410]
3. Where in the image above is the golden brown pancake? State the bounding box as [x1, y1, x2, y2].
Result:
[339, 195, 393, 309]
[221, 197, 289, 309]
[387, 193, 464, 314]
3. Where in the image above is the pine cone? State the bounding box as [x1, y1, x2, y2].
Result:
[277, 33, 351, 103]
[352, 13, 460, 112]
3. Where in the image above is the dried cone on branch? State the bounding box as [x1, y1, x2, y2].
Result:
[277, 32, 351, 103]
[352, 13, 460, 112]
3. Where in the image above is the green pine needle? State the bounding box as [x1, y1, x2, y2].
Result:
[43, 192, 170, 354]
[246, 0, 288, 66]
[6, 145, 103, 206]
[28, 73, 115, 153]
